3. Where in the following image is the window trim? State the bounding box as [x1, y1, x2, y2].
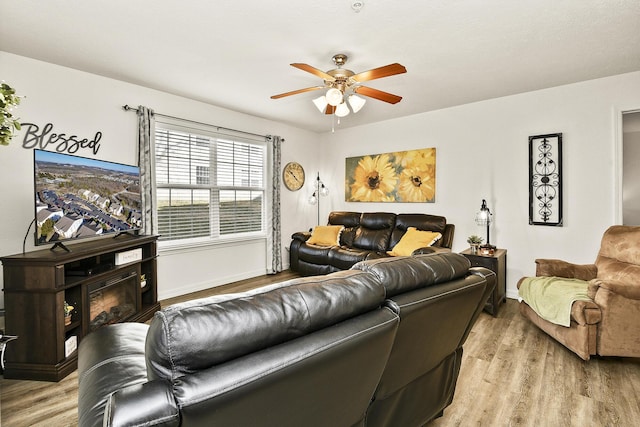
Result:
[158, 232, 266, 253]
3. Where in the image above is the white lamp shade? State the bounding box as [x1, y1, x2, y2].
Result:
[320, 185, 329, 197]
[347, 94, 366, 113]
[308, 193, 318, 205]
[335, 102, 350, 117]
[475, 211, 489, 225]
[312, 96, 328, 113]
[325, 88, 344, 106]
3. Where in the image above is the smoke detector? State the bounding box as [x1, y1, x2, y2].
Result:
[351, 1, 364, 13]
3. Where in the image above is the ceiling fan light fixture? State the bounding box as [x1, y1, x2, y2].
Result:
[312, 95, 328, 113]
[271, 54, 406, 126]
[347, 94, 366, 113]
[326, 88, 344, 106]
[335, 102, 350, 117]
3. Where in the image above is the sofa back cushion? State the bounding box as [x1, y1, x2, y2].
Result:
[145, 270, 385, 381]
[596, 225, 640, 284]
[352, 212, 397, 251]
[329, 211, 361, 247]
[352, 252, 471, 297]
[389, 213, 448, 249]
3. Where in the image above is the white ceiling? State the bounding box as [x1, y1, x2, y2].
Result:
[1, 0, 639, 133]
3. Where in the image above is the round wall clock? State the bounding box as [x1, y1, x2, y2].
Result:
[283, 162, 305, 191]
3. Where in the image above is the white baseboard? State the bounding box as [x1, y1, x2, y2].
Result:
[506, 289, 519, 300]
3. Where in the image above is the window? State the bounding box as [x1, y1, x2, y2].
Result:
[154, 122, 266, 243]
[196, 166, 210, 185]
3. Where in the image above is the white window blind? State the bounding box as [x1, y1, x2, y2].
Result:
[154, 123, 266, 242]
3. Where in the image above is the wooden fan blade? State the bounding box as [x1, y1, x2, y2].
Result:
[354, 86, 403, 104]
[271, 86, 324, 99]
[291, 63, 335, 81]
[351, 63, 407, 82]
[325, 105, 336, 115]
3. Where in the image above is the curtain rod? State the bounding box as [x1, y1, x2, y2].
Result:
[122, 105, 279, 141]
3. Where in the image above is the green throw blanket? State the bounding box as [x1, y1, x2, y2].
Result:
[518, 276, 592, 327]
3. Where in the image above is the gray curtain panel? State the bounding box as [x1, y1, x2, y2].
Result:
[137, 105, 157, 236]
[267, 135, 283, 274]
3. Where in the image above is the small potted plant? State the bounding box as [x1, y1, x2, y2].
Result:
[64, 301, 74, 326]
[467, 235, 483, 254]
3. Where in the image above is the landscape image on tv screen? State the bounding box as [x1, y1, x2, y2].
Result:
[34, 149, 142, 246]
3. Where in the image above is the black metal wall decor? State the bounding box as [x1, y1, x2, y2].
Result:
[529, 133, 563, 226]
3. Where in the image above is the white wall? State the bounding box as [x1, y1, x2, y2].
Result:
[3, 50, 639, 308]
[0, 52, 321, 308]
[319, 71, 640, 299]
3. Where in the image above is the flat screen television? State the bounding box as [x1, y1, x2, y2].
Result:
[33, 149, 142, 249]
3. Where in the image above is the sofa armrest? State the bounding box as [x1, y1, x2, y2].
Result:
[105, 380, 179, 427]
[467, 266, 497, 328]
[412, 246, 451, 255]
[535, 259, 597, 281]
[570, 300, 602, 325]
[78, 323, 150, 427]
[292, 231, 311, 242]
[594, 279, 640, 300]
[438, 223, 455, 249]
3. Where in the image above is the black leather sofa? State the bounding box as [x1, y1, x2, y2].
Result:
[290, 211, 455, 276]
[78, 253, 495, 427]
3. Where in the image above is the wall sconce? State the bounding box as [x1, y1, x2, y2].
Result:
[475, 199, 496, 255]
[309, 173, 329, 226]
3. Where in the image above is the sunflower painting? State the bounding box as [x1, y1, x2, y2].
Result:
[345, 148, 436, 202]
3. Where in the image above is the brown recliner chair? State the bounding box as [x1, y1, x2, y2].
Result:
[517, 225, 640, 360]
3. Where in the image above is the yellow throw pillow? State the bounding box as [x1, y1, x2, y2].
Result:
[307, 225, 344, 246]
[387, 227, 442, 256]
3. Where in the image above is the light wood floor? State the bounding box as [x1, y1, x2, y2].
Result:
[2, 271, 639, 426]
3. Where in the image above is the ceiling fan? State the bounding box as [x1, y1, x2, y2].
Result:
[271, 54, 407, 116]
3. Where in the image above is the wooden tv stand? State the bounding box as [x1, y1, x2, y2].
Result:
[1, 234, 160, 381]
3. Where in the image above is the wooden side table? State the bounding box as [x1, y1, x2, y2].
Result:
[460, 248, 507, 316]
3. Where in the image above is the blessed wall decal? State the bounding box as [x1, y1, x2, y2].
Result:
[20, 122, 102, 155]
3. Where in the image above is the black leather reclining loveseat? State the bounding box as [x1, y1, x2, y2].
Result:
[290, 211, 455, 276]
[78, 253, 494, 427]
